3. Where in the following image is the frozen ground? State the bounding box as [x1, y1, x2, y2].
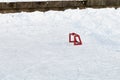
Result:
[0, 8, 120, 80]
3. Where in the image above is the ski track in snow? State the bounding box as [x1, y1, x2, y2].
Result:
[0, 8, 120, 80]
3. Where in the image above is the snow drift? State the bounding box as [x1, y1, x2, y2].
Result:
[0, 8, 120, 80]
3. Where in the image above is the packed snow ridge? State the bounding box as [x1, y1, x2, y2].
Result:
[0, 8, 120, 80]
[0, 0, 84, 2]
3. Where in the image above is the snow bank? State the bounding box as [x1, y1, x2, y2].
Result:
[0, 8, 120, 80]
[0, 0, 83, 2]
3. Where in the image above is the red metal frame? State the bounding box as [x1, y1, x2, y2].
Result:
[69, 33, 82, 45]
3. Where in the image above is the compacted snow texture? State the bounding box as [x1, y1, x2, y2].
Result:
[0, 8, 120, 80]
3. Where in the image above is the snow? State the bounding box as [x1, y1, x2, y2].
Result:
[0, 0, 83, 2]
[0, 8, 120, 80]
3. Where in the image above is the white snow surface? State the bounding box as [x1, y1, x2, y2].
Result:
[0, 0, 83, 2]
[0, 8, 120, 80]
